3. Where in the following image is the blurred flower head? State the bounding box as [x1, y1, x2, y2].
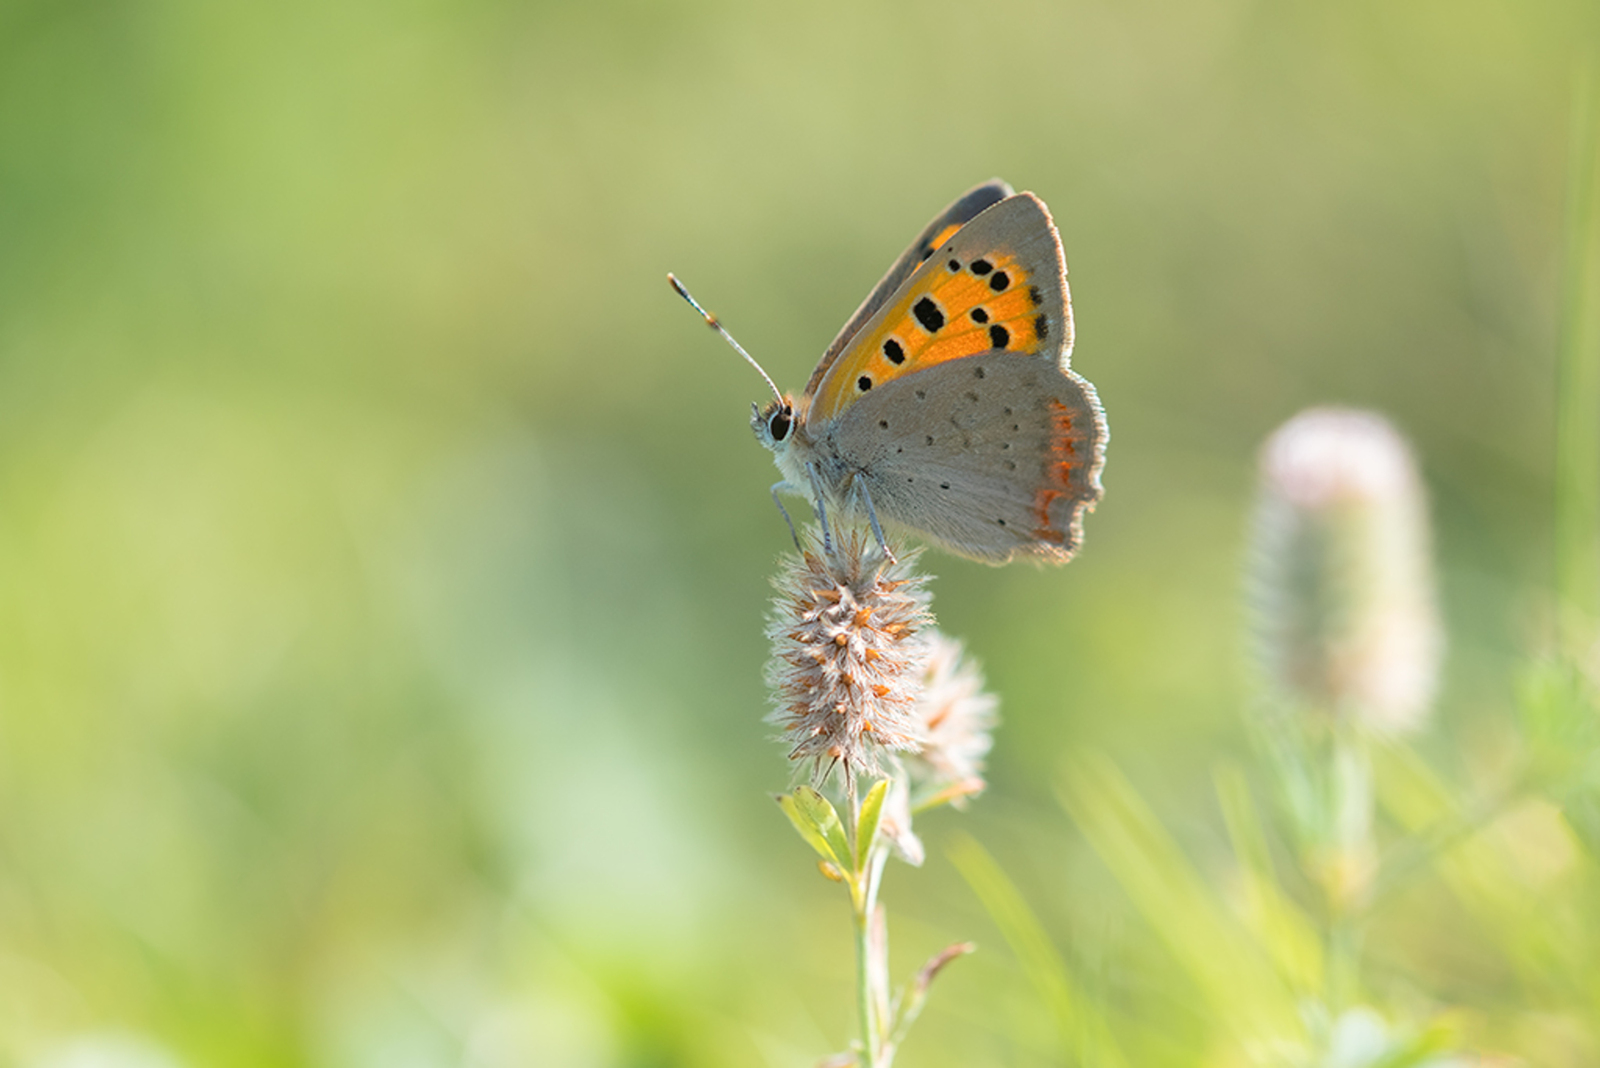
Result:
[878, 774, 926, 865]
[766, 528, 932, 779]
[908, 632, 999, 805]
[1298, 1006, 1471, 1068]
[1249, 408, 1442, 733]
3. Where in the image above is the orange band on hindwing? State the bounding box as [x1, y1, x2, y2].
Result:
[1032, 399, 1082, 543]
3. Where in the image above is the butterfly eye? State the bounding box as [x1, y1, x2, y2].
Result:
[768, 407, 792, 442]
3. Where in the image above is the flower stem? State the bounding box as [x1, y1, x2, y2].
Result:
[1555, 58, 1600, 652]
[847, 776, 882, 1068]
[855, 894, 878, 1068]
[1325, 726, 1372, 1012]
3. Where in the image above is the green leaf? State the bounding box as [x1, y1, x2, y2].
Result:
[776, 786, 850, 870]
[1213, 763, 1323, 996]
[1059, 751, 1301, 1045]
[1519, 658, 1598, 771]
[1513, 660, 1600, 859]
[1562, 783, 1600, 859]
[856, 779, 889, 870]
[948, 833, 1130, 1068]
[1372, 744, 1574, 988]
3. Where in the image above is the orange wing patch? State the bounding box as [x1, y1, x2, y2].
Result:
[926, 223, 963, 251]
[813, 250, 1051, 422]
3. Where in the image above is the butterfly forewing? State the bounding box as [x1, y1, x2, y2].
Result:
[809, 192, 1073, 425]
[806, 179, 1013, 397]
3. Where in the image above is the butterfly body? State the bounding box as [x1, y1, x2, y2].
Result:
[751, 180, 1107, 565]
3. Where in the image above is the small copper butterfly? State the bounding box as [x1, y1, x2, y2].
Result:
[673, 179, 1107, 565]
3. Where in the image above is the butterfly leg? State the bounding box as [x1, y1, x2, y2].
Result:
[855, 479, 897, 564]
[768, 482, 802, 551]
[804, 462, 835, 556]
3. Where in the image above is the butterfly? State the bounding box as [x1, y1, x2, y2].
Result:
[677, 179, 1107, 565]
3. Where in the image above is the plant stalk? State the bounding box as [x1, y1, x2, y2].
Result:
[1325, 725, 1373, 1012]
[855, 897, 877, 1068]
[1555, 56, 1600, 652]
[846, 777, 879, 1068]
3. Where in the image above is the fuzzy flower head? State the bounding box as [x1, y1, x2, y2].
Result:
[908, 632, 999, 804]
[766, 528, 933, 779]
[1249, 408, 1442, 733]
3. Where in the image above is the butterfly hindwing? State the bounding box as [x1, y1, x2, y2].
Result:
[826, 351, 1106, 563]
[809, 192, 1073, 425]
[805, 179, 1013, 397]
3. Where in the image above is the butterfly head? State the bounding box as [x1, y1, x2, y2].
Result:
[751, 397, 800, 454]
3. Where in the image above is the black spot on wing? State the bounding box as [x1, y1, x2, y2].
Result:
[913, 297, 945, 333]
[988, 271, 1010, 292]
[1035, 314, 1048, 340]
[989, 324, 1010, 349]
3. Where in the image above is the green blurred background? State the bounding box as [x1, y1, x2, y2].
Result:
[1, 0, 1595, 1064]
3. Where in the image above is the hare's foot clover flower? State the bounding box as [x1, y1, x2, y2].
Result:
[1250, 407, 1441, 735]
[909, 632, 999, 809]
[766, 528, 933, 782]
[766, 527, 995, 1068]
[1247, 408, 1443, 999]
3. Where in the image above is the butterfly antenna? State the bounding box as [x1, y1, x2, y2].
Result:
[667, 273, 785, 404]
